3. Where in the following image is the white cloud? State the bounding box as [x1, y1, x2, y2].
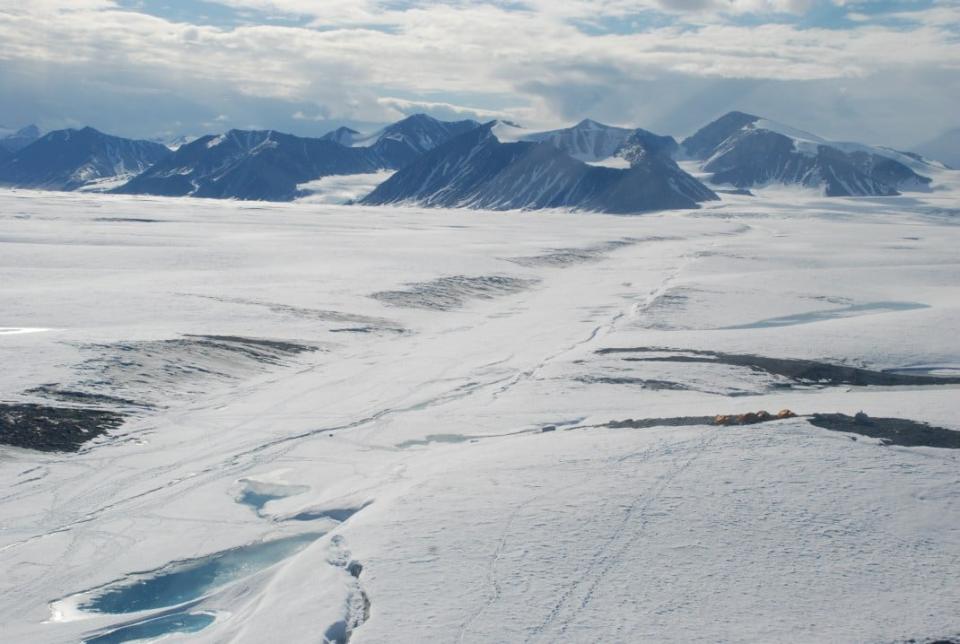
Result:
[0, 0, 956, 144]
[376, 97, 516, 122]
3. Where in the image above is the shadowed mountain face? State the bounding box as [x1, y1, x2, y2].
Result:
[321, 127, 362, 146]
[682, 111, 760, 161]
[114, 114, 480, 201]
[683, 111, 932, 197]
[362, 114, 480, 167]
[616, 129, 680, 165]
[361, 123, 717, 214]
[0, 125, 42, 154]
[113, 130, 375, 201]
[0, 127, 171, 191]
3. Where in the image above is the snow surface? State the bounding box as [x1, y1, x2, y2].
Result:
[1, 180, 959, 643]
[73, 173, 141, 193]
[585, 156, 632, 169]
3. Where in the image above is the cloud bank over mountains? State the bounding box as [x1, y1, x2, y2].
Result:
[0, 0, 957, 146]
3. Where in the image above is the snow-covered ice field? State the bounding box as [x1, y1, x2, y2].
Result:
[1, 177, 959, 643]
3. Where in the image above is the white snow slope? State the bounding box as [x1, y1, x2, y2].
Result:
[1, 179, 959, 643]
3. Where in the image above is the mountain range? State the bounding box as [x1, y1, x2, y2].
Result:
[682, 111, 933, 197]
[0, 111, 951, 213]
[113, 115, 478, 201]
[0, 127, 169, 191]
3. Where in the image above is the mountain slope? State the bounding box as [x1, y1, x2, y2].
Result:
[357, 114, 480, 169]
[615, 129, 681, 165]
[0, 127, 171, 191]
[0, 125, 42, 153]
[321, 127, 362, 146]
[683, 112, 932, 196]
[115, 129, 376, 201]
[361, 123, 717, 214]
[522, 119, 635, 162]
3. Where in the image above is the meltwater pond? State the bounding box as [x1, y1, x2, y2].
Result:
[85, 612, 216, 643]
[236, 479, 309, 514]
[723, 301, 928, 329]
[71, 533, 322, 615]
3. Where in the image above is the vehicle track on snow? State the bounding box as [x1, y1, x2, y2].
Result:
[527, 426, 721, 643]
[456, 433, 714, 643]
[540, 428, 719, 641]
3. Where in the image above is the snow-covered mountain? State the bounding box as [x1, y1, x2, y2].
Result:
[115, 115, 480, 201]
[362, 122, 717, 213]
[352, 113, 480, 168]
[0, 127, 171, 191]
[683, 111, 932, 196]
[521, 118, 635, 162]
[166, 135, 199, 151]
[0, 125, 42, 154]
[320, 126, 363, 146]
[521, 120, 682, 171]
[615, 128, 681, 165]
[114, 129, 377, 201]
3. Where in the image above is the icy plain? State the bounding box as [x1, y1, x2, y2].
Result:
[1, 175, 959, 643]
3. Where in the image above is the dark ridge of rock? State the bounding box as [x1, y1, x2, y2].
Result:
[598, 347, 960, 388]
[183, 294, 405, 333]
[371, 275, 537, 311]
[63, 334, 320, 410]
[807, 413, 960, 449]
[714, 410, 797, 425]
[506, 238, 642, 268]
[606, 416, 715, 429]
[574, 376, 690, 390]
[184, 334, 316, 356]
[605, 410, 796, 430]
[93, 217, 162, 223]
[24, 385, 151, 409]
[0, 403, 126, 452]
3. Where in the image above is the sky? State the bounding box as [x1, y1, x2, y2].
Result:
[0, 0, 957, 148]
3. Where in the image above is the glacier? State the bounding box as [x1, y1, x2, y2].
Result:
[1, 172, 959, 643]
